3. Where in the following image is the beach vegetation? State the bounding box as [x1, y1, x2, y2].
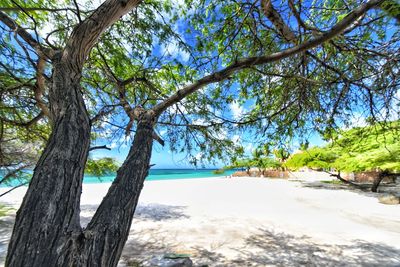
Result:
[284, 121, 400, 191]
[0, 0, 398, 265]
[225, 152, 282, 176]
[212, 169, 225, 175]
[85, 157, 120, 177]
[226, 159, 253, 172]
[0, 204, 9, 217]
[284, 147, 338, 171]
[251, 148, 281, 170]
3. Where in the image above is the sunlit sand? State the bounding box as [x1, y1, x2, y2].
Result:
[1, 176, 399, 266]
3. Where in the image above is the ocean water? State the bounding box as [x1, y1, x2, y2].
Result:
[1, 169, 235, 187]
[84, 169, 235, 184]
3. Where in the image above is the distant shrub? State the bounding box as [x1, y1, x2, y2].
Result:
[212, 169, 225, 175]
[0, 204, 12, 217]
[85, 157, 119, 177]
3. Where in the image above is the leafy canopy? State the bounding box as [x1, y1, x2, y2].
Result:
[284, 121, 400, 172]
[0, 0, 399, 172]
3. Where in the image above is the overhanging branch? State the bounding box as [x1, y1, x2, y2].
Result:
[89, 145, 111, 151]
[63, 0, 142, 70]
[152, 0, 384, 116]
[0, 11, 54, 58]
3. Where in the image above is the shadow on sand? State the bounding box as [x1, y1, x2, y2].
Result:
[121, 227, 400, 266]
[134, 204, 189, 221]
[233, 228, 400, 267]
[1, 203, 399, 266]
[300, 180, 400, 200]
[0, 214, 14, 265]
[80, 203, 189, 226]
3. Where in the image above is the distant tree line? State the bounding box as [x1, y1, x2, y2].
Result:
[228, 121, 400, 192]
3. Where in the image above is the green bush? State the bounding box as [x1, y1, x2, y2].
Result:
[212, 169, 225, 174]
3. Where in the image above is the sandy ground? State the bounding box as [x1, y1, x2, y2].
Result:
[1, 175, 400, 266]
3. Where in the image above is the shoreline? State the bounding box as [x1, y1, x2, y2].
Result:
[0, 173, 232, 189]
[1, 176, 400, 266]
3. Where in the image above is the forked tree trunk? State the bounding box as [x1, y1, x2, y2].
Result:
[80, 116, 154, 266]
[6, 106, 154, 266]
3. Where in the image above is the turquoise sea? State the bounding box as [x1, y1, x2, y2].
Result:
[85, 169, 235, 184]
[1, 169, 236, 187]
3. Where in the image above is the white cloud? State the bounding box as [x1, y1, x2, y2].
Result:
[343, 115, 367, 129]
[261, 118, 268, 127]
[212, 129, 227, 141]
[232, 134, 241, 145]
[385, 89, 400, 121]
[230, 101, 245, 120]
[195, 152, 203, 161]
[210, 118, 223, 124]
[192, 118, 208, 126]
[36, 0, 102, 44]
[270, 76, 282, 83]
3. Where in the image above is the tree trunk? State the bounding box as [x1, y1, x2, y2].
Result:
[6, 61, 91, 266]
[79, 116, 154, 266]
[371, 171, 387, 192]
[6, 101, 154, 266]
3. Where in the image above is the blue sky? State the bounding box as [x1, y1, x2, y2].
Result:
[90, 127, 327, 169]
[91, 143, 203, 169]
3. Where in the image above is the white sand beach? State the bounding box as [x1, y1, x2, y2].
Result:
[1, 176, 400, 266]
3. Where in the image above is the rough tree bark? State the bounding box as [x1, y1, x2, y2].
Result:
[5, 59, 92, 266]
[81, 113, 155, 265]
[371, 174, 384, 192]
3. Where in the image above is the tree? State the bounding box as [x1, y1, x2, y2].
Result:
[273, 148, 290, 163]
[331, 121, 400, 191]
[284, 121, 400, 191]
[85, 157, 119, 178]
[226, 158, 254, 174]
[285, 147, 338, 171]
[0, 0, 398, 265]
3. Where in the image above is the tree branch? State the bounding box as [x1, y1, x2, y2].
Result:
[89, 145, 111, 151]
[328, 171, 364, 189]
[152, 0, 384, 115]
[378, 0, 400, 23]
[62, 0, 142, 71]
[0, 11, 54, 58]
[34, 56, 51, 118]
[0, 7, 93, 13]
[90, 105, 116, 124]
[261, 0, 297, 43]
[288, 0, 319, 32]
[72, 0, 82, 23]
[0, 112, 44, 128]
[0, 182, 29, 198]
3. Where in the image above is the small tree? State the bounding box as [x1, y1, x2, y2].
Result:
[285, 121, 400, 191]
